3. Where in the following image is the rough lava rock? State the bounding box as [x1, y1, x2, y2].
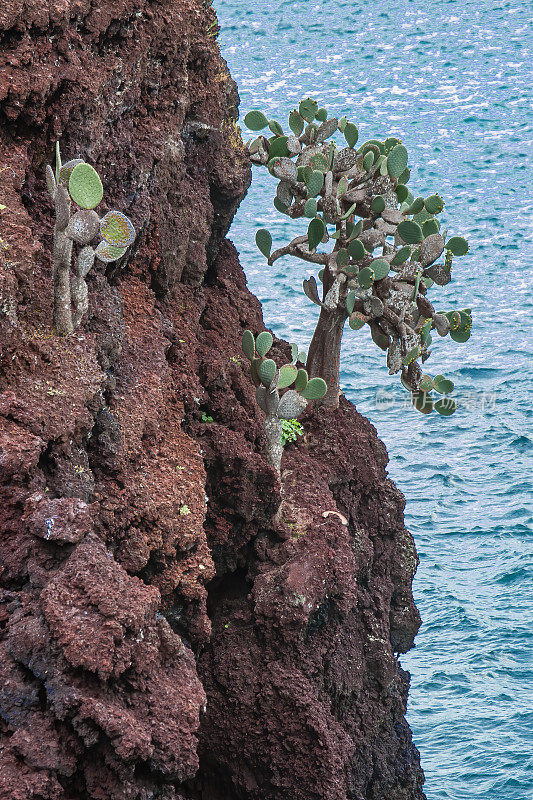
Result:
[0, 1, 425, 799]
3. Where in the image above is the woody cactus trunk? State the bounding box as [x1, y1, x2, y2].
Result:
[246, 99, 472, 414]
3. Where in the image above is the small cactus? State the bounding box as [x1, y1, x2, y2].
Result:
[46, 143, 135, 334]
[241, 330, 327, 474]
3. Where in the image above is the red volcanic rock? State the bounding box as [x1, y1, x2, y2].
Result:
[0, 1, 425, 799]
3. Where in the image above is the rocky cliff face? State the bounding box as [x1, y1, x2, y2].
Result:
[0, 2, 425, 798]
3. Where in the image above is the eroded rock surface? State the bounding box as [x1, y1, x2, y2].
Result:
[0, 1, 425, 798]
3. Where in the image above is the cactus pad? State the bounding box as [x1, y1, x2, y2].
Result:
[268, 119, 284, 136]
[294, 368, 308, 393]
[256, 229, 272, 258]
[422, 218, 440, 238]
[255, 331, 274, 356]
[301, 377, 327, 400]
[242, 330, 255, 360]
[268, 136, 291, 160]
[424, 194, 445, 215]
[402, 345, 421, 365]
[244, 110, 269, 130]
[349, 312, 367, 330]
[343, 122, 358, 148]
[446, 236, 469, 256]
[278, 364, 298, 389]
[435, 397, 458, 416]
[69, 163, 103, 209]
[412, 391, 434, 414]
[371, 195, 386, 215]
[387, 144, 408, 179]
[277, 390, 308, 420]
[100, 210, 135, 248]
[391, 245, 411, 266]
[357, 267, 375, 289]
[299, 98, 319, 122]
[362, 151, 374, 171]
[369, 258, 390, 280]
[450, 329, 471, 343]
[395, 184, 409, 204]
[59, 159, 84, 186]
[316, 118, 338, 142]
[306, 169, 325, 197]
[259, 358, 277, 387]
[95, 241, 126, 263]
[45, 164, 56, 197]
[289, 110, 305, 136]
[66, 210, 100, 245]
[348, 239, 365, 260]
[397, 220, 423, 244]
[307, 218, 325, 250]
[419, 374, 433, 392]
[432, 374, 454, 394]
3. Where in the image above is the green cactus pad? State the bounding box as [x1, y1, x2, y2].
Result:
[307, 217, 325, 250]
[391, 245, 411, 265]
[273, 197, 288, 214]
[362, 151, 374, 171]
[397, 220, 423, 244]
[448, 311, 462, 331]
[371, 195, 386, 215]
[402, 345, 421, 365]
[290, 343, 299, 362]
[294, 368, 308, 393]
[419, 374, 433, 393]
[59, 159, 84, 186]
[304, 198, 318, 218]
[242, 330, 255, 360]
[369, 258, 390, 280]
[301, 377, 327, 400]
[268, 119, 284, 136]
[422, 218, 440, 238]
[318, 269, 325, 282]
[459, 311, 472, 331]
[68, 163, 103, 209]
[432, 374, 455, 394]
[337, 175, 348, 197]
[420, 318, 432, 344]
[299, 98, 319, 122]
[315, 107, 328, 121]
[446, 236, 469, 256]
[289, 110, 305, 136]
[259, 358, 277, 387]
[398, 167, 410, 184]
[341, 202, 357, 221]
[343, 122, 358, 148]
[244, 110, 269, 130]
[276, 390, 308, 420]
[403, 197, 425, 215]
[306, 170, 324, 197]
[387, 144, 408, 179]
[395, 184, 409, 203]
[255, 229, 272, 258]
[250, 358, 262, 386]
[357, 267, 375, 289]
[421, 276, 434, 289]
[349, 312, 367, 330]
[347, 239, 364, 260]
[255, 331, 273, 356]
[100, 210, 135, 247]
[337, 116, 348, 132]
[268, 136, 290, 160]
[278, 364, 298, 389]
[308, 152, 329, 172]
[347, 220, 364, 240]
[346, 290, 356, 315]
[435, 397, 458, 416]
[384, 137, 402, 152]
[55, 141, 62, 183]
[450, 329, 471, 343]
[336, 249, 349, 267]
[94, 241, 126, 263]
[412, 391, 434, 414]
[424, 194, 445, 215]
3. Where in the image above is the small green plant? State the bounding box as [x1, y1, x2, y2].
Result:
[45, 142, 136, 335]
[244, 97, 473, 415]
[281, 418, 304, 447]
[179, 505, 191, 516]
[241, 330, 327, 475]
[201, 411, 214, 423]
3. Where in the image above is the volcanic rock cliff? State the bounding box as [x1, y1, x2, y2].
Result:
[0, 2, 425, 799]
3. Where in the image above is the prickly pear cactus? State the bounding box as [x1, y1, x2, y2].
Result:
[45, 143, 136, 334]
[244, 97, 473, 414]
[241, 330, 327, 474]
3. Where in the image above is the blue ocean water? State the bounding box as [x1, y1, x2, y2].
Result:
[214, 1, 533, 797]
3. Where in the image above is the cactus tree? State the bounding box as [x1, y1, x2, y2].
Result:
[245, 99, 472, 414]
[241, 331, 327, 474]
[45, 143, 136, 335]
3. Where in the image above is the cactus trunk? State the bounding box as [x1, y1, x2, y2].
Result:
[263, 415, 283, 475]
[52, 227, 74, 335]
[306, 306, 347, 407]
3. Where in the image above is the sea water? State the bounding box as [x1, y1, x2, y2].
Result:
[214, 1, 533, 797]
